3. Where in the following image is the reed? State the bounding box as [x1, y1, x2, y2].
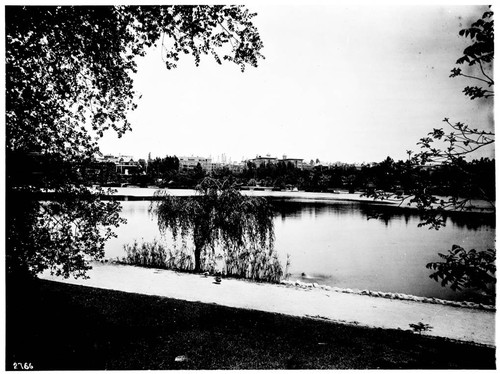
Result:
[122, 240, 287, 283]
[122, 240, 194, 271]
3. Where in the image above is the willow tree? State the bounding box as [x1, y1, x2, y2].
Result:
[150, 178, 276, 275]
[6, 6, 264, 279]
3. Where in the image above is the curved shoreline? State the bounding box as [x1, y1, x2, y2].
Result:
[40, 262, 496, 346]
[105, 259, 494, 311]
[279, 279, 495, 311]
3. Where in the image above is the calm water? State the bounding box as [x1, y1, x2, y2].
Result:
[104, 192, 495, 301]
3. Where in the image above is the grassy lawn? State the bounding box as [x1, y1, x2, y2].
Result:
[6, 279, 495, 370]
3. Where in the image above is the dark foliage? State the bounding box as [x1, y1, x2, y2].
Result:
[426, 245, 495, 302]
[449, 8, 494, 100]
[6, 5, 264, 278]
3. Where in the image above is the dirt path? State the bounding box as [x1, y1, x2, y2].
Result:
[40, 262, 495, 346]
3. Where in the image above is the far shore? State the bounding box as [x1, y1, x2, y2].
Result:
[97, 186, 495, 214]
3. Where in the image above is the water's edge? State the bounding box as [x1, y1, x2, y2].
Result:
[279, 279, 495, 311]
[98, 260, 495, 311]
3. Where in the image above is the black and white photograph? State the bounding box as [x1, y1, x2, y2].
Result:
[4, 1, 496, 370]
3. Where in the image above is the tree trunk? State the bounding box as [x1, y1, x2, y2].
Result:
[194, 245, 201, 273]
[193, 229, 207, 273]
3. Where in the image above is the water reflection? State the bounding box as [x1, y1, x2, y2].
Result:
[105, 199, 495, 302]
[269, 198, 495, 231]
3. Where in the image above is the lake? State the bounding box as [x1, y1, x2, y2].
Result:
[103, 189, 495, 301]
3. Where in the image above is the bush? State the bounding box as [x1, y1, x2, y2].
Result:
[426, 245, 495, 303]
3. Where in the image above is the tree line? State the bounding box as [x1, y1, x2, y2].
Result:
[79, 154, 494, 200]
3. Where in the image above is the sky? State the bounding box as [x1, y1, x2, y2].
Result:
[98, 3, 494, 164]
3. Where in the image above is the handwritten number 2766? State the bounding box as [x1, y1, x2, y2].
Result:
[13, 363, 33, 370]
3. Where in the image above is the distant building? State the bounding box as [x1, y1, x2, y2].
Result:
[179, 156, 212, 172]
[249, 155, 278, 167]
[93, 154, 141, 175]
[280, 155, 304, 169]
[116, 156, 139, 175]
[247, 154, 306, 169]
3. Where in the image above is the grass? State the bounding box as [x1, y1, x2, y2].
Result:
[122, 239, 285, 283]
[6, 279, 496, 370]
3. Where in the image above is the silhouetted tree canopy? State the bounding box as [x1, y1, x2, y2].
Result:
[6, 5, 264, 278]
[449, 8, 494, 100]
[7, 5, 264, 159]
[426, 245, 495, 302]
